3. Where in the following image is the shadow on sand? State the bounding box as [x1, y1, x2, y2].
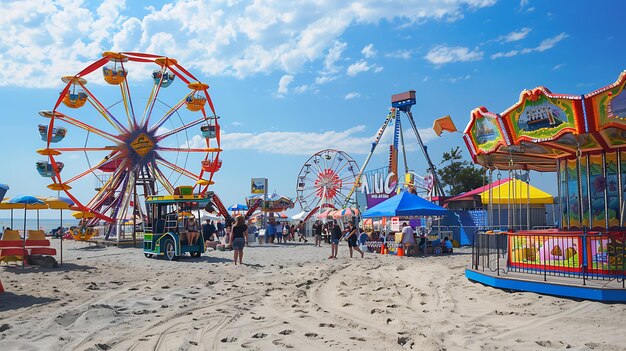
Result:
[0, 292, 58, 312]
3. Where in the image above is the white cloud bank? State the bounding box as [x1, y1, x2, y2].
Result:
[0, 0, 497, 88]
[424, 46, 483, 65]
[183, 125, 437, 156]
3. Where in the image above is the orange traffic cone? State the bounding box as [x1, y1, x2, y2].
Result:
[397, 246, 404, 257]
[381, 243, 386, 254]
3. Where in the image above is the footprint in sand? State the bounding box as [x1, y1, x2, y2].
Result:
[305, 332, 318, 338]
[350, 336, 366, 342]
[220, 337, 238, 343]
[370, 308, 384, 314]
[252, 332, 267, 338]
[272, 340, 294, 348]
[319, 323, 335, 328]
[251, 316, 265, 320]
[279, 329, 294, 335]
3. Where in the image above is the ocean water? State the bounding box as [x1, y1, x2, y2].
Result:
[0, 218, 80, 233]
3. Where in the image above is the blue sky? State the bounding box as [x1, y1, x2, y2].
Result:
[1, 0, 625, 219]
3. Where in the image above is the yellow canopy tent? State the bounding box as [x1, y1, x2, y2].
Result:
[479, 179, 553, 205]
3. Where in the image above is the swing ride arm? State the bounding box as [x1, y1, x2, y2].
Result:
[403, 109, 445, 197]
[342, 108, 398, 207]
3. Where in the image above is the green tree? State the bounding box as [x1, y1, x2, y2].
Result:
[437, 147, 486, 196]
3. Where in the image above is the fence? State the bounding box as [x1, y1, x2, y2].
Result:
[471, 230, 626, 287]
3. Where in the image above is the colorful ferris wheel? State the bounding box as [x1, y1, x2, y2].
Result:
[295, 149, 359, 214]
[37, 52, 222, 224]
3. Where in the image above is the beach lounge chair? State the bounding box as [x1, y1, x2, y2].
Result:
[26, 230, 57, 256]
[0, 230, 26, 263]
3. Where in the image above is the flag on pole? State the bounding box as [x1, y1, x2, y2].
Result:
[432, 115, 457, 136]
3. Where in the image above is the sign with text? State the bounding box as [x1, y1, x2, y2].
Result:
[360, 166, 398, 208]
[251, 178, 267, 194]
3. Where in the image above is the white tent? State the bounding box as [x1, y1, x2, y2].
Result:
[291, 211, 307, 221]
[200, 211, 222, 221]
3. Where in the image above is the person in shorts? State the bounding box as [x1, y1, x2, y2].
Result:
[313, 219, 323, 247]
[344, 222, 364, 258]
[329, 220, 342, 259]
[229, 215, 248, 265]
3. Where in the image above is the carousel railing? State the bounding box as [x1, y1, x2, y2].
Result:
[471, 230, 626, 288]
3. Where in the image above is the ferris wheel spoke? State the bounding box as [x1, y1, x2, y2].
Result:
[86, 168, 128, 210]
[155, 159, 199, 183]
[63, 154, 123, 184]
[140, 67, 169, 127]
[78, 83, 129, 134]
[156, 116, 209, 142]
[157, 146, 222, 153]
[151, 163, 175, 194]
[47, 110, 121, 143]
[148, 91, 194, 134]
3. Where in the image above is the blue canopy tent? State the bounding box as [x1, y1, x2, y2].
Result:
[228, 203, 249, 212]
[362, 190, 447, 218]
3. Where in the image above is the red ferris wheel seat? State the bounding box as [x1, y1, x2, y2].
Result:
[201, 159, 222, 172]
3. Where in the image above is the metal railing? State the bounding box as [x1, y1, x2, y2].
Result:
[471, 230, 625, 288]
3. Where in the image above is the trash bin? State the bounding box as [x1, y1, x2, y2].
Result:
[258, 229, 266, 244]
[248, 231, 256, 244]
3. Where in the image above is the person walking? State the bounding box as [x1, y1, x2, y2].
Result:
[344, 222, 364, 258]
[297, 220, 308, 243]
[313, 220, 323, 247]
[229, 215, 248, 265]
[329, 220, 342, 259]
[400, 222, 415, 252]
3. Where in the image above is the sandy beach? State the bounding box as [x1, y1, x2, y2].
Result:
[1, 240, 625, 351]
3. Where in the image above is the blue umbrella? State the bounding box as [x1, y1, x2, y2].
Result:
[8, 195, 46, 268]
[362, 190, 447, 218]
[228, 203, 249, 211]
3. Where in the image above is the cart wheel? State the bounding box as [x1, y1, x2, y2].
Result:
[163, 238, 177, 261]
[144, 253, 153, 258]
[433, 246, 442, 255]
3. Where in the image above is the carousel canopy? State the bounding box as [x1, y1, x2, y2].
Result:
[463, 70, 626, 171]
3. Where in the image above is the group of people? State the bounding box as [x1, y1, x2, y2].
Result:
[317, 219, 365, 259]
[397, 222, 453, 253]
[262, 220, 306, 244]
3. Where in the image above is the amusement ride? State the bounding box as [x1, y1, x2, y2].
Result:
[344, 91, 444, 209]
[464, 70, 626, 301]
[37, 52, 224, 238]
[295, 149, 359, 219]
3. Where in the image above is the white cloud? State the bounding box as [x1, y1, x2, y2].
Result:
[345, 92, 360, 100]
[276, 74, 294, 96]
[347, 60, 371, 76]
[552, 63, 564, 71]
[535, 32, 569, 52]
[385, 49, 413, 59]
[424, 46, 483, 65]
[519, 0, 530, 11]
[0, 0, 497, 88]
[182, 124, 438, 155]
[491, 32, 568, 59]
[361, 43, 376, 58]
[498, 27, 531, 42]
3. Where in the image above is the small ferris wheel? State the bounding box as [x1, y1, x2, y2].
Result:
[37, 52, 222, 226]
[295, 149, 359, 213]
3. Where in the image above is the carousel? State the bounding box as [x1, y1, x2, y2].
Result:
[464, 71, 626, 302]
